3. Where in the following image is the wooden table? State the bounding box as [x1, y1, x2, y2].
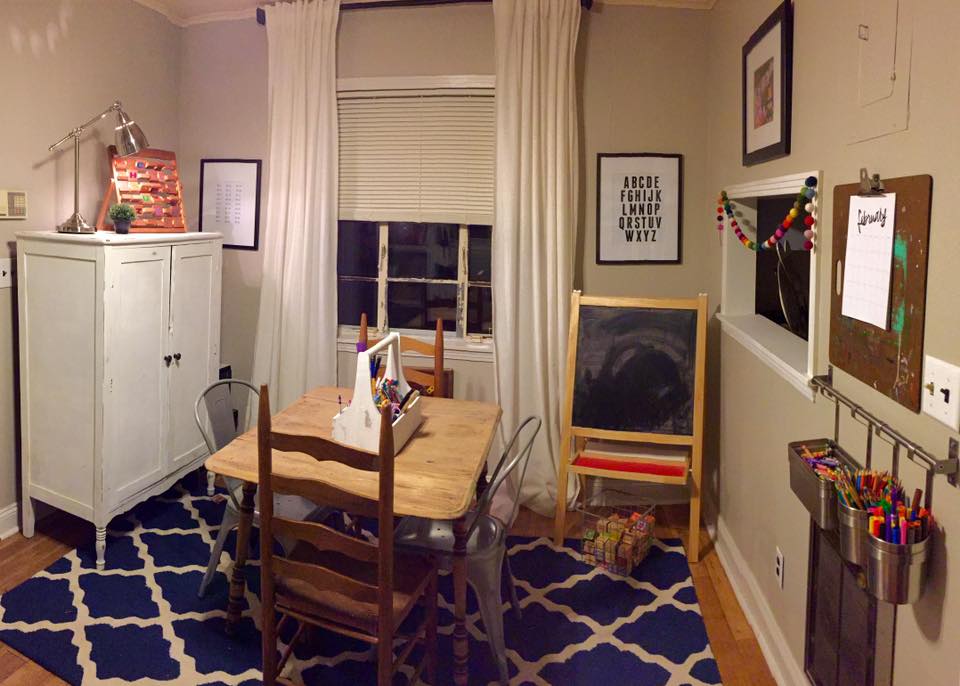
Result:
[205, 386, 501, 686]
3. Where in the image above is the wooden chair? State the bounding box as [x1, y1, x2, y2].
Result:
[358, 313, 448, 398]
[257, 385, 439, 686]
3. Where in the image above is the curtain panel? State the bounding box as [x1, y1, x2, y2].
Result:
[492, 0, 581, 516]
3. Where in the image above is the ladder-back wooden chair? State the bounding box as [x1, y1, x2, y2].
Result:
[257, 386, 439, 686]
[358, 313, 448, 398]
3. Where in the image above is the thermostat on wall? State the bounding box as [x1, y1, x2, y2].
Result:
[0, 190, 27, 219]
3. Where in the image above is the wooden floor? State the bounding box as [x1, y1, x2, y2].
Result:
[0, 505, 774, 686]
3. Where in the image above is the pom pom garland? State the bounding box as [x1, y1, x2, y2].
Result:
[716, 180, 817, 252]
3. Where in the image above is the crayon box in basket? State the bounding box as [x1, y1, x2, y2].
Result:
[579, 505, 656, 576]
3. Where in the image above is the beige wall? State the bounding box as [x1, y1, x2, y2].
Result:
[0, 0, 181, 512]
[708, 1, 960, 683]
[178, 18, 269, 384]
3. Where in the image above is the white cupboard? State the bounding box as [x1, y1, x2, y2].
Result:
[16, 231, 223, 568]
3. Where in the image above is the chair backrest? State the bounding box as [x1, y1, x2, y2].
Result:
[470, 416, 542, 536]
[358, 312, 447, 398]
[194, 379, 260, 454]
[257, 384, 397, 638]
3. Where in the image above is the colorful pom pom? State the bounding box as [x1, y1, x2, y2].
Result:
[805, 188, 816, 199]
[775, 228, 784, 239]
[804, 240, 814, 250]
[804, 202, 814, 213]
[789, 208, 799, 218]
[803, 229, 814, 239]
[804, 215, 815, 227]
[805, 176, 817, 187]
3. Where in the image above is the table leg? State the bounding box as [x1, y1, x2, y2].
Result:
[452, 515, 469, 686]
[226, 481, 257, 636]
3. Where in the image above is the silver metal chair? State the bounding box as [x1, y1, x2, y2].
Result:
[194, 379, 330, 597]
[194, 379, 260, 597]
[394, 416, 542, 686]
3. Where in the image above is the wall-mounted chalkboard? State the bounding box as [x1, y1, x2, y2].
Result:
[572, 304, 697, 435]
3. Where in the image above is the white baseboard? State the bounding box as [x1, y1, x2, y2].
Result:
[0, 502, 18, 540]
[714, 516, 808, 686]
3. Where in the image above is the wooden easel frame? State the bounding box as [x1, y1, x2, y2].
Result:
[553, 291, 708, 562]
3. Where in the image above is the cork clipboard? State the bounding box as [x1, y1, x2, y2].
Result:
[830, 174, 933, 412]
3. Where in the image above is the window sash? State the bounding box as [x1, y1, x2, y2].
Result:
[338, 222, 491, 338]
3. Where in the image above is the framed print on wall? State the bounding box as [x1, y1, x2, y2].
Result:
[199, 158, 262, 250]
[596, 152, 683, 264]
[742, 1, 793, 166]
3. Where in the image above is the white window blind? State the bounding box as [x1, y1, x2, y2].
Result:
[338, 89, 495, 225]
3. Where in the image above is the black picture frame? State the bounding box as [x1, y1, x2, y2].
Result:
[198, 158, 262, 250]
[595, 152, 683, 265]
[742, 1, 793, 166]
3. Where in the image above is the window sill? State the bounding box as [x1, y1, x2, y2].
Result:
[717, 313, 814, 401]
[336, 327, 495, 364]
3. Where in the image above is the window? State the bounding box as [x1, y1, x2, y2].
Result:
[337, 221, 492, 335]
[336, 79, 495, 337]
[718, 171, 821, 399]
[754, 195, 810, 340]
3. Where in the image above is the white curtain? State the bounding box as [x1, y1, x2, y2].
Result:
[492, 0, 580, 516]
[252, 0, 341, 410]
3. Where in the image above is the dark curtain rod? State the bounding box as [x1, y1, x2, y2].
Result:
[256, 0, 593, 24]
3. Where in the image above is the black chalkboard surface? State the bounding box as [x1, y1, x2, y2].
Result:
[571, 305, 697, 435]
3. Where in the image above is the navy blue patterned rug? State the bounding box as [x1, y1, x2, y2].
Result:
[0, 481, 720, 685]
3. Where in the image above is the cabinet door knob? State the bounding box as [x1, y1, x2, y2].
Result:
[163, 355, 173, 366]
[173, 353, 182, 362]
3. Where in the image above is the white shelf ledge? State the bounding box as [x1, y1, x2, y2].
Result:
[717, 313, 814, 401]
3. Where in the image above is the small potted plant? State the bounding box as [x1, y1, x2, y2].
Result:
[108, 203, 136, 234]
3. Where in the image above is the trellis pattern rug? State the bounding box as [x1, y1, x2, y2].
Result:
[0, 481, 720, 685]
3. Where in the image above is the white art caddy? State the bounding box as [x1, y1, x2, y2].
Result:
[332, 332, 424, 452]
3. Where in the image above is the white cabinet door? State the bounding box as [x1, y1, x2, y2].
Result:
[102, 246, 170, 508]
[167, 242, 221, 470]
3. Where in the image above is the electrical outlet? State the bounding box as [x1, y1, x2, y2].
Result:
[922, 356, 960, 431]
[775, 547, 785, 589]
[0, 258, 12, 289]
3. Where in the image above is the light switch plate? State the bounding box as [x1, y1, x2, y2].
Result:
[0, 258, 12, 289]
[922, 355, 960, 430]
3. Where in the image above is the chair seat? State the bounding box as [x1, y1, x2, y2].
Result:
[394, 512, 506, 559]
[276, 545, 434, 635]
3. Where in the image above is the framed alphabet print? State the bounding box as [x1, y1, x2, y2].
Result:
[596, 152, 682, 264]
[199, 159, 262, 250]
[742, 1, 793, 166]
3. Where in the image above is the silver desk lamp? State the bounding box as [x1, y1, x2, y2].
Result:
[48, 101, 149, 233]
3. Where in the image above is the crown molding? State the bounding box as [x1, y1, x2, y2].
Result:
[130, 0, 258, 27]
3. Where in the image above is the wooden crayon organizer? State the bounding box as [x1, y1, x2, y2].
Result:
[96, 147, 187, 233]
[332, 332, 424, 453]
[576, 504, 655, 576]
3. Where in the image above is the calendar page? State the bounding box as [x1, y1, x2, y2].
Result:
[840, 193, 897, 329]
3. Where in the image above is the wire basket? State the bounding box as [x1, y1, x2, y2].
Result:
[576, 503, 656, 576]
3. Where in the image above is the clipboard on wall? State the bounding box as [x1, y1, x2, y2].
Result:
[829, 173, 933, 412]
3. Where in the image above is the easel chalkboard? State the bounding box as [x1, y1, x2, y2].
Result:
[554, 292, 708, 562]
[830, 175, 932, 412]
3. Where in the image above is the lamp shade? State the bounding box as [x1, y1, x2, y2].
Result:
[114, 108, 148, 157]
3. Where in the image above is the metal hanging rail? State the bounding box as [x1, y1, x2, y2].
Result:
[810, 367, 959, 509]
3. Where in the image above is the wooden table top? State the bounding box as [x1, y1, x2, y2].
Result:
[205, 386, 502, 520]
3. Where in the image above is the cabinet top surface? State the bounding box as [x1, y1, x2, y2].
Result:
[16, 231, 223, 246]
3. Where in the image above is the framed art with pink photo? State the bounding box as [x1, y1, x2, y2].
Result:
[742, 1, 793, 166]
